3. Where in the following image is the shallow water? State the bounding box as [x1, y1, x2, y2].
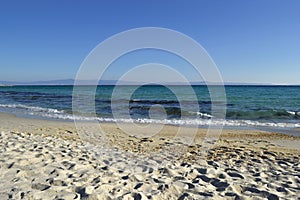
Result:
[0, 85, 299, 134]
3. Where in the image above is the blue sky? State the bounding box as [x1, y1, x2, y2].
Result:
[0, 0, 299, 84]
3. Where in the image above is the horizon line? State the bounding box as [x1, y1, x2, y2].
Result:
[1, 79, 299, 86]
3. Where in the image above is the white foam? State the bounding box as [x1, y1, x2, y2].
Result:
[37, 113, 300, 129]
[0, 104, 64, 114]
[287, 111, 294, 115]
[1, 103, 299, 129]
[196, 112, 213, 118]
[287, 111, 299, 116]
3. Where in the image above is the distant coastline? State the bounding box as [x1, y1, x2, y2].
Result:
[0, 84, 13, 87]
[1, 79, 299, 86]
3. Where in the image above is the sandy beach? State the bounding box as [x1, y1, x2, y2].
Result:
[2, 0, 300, 199]
[0, 112, 299, 199]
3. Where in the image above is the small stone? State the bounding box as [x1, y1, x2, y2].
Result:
[31, 183, 51, 191]
[219, 174, 226, 179]
[134, 183, 143, 190]
[227, 172, 244, 179]
[133, 193, 142, 200]
[196, 168, 207, 174]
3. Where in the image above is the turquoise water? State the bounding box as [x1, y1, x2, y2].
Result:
[0, 85, 299, 132]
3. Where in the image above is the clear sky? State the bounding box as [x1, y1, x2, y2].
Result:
[0, 0, 299, 84]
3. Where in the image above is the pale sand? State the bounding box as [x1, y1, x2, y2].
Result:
[0, 113, 299, 199]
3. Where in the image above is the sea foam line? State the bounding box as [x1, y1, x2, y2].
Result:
[1, 103, 299, 128]
[32, 112, 300, 129]
[0, 104, 64, 114]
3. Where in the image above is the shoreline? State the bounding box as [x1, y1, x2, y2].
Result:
[1, 112, 299, 154]
[0, 109, 299, 137]
[0, 112, 299, 199]
[1, 112, 299, 149]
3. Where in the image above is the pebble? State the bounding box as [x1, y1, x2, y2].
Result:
[31, 183, 51, 191]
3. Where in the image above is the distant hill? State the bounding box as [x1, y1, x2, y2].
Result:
[0, 79, 75, 85]
[0, 79, 276, 86]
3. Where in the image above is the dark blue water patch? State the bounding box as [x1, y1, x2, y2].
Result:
[129, 105, 182, 119]
[226, 109, 300, 120]
[129, 99, 230, 106]
[0, 91, 71, 102]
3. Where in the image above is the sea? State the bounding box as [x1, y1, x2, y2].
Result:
[0, 85, 299, 135]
